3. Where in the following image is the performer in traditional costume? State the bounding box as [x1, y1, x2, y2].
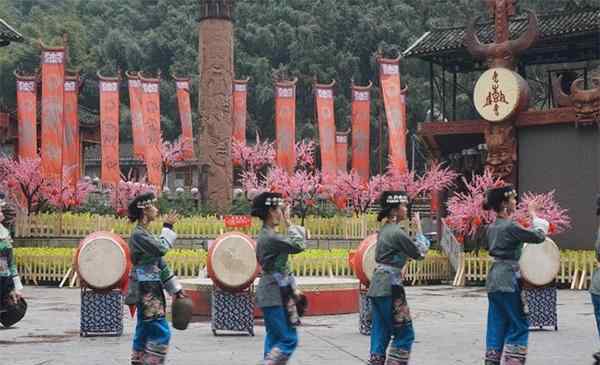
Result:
[124, 192, 184, 365]
[590, 194, 600, 363]
[0, 192, 23, 325]
[482, 186, 548, 365]
[253, 192, 306, 365]
[367, 191, 430, 365]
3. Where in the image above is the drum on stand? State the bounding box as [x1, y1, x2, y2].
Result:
[207, 232, 259, 292]
[519, 237, 561, 287]
[76, 231, 131, 291]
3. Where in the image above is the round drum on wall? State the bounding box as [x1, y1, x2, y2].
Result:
[519, 237, 561, 287]
[76, 231, 130, 290]
[473, 67, 530, 122]
[207, 232, 259, 292]
[351, 234, 378, 286]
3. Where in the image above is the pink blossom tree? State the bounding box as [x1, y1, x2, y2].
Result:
[232, 134, 275, 172]
[45, 179, 94, 211]
[331, 172, 390, 215]
[513, 191, 571, 235]
[294, 140, 316, 171]
[1, 157, 51, 215]
[445, 169, 505, 240]
[161, 137, 188, 187]
[386, 163, 458, 199]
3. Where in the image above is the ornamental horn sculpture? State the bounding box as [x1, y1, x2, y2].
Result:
[464, 6, 539, 70]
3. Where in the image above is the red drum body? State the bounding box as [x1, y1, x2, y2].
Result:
[351, 234, 378, 286]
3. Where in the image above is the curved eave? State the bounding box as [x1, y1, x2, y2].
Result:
[0, 18, 24, 46]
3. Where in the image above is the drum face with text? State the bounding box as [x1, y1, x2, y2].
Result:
[352, 234, 378, 286]
[519, 238, 560, 286]
[207, 232, 259, 292]
[76, 231, 130, 290]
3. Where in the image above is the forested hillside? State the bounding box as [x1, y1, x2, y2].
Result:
[0, 0, 586, 172]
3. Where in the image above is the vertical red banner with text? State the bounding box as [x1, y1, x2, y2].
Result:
[99, 74, 121, 186]
[335, 132, 349, 174]
[315, 81, 337, 184]
[175, 77, 195, 159]
[140, 75, 162, 187]
[378, 56, 408, 173]
[351, 82, 372, 183]
[274, 79, 297, 174]
[127, 72, 145, 160]
[41, 48, 65, 180]
[232, 78, 249, 145]
[63, 73, 80, 187]
[16, 73, 38, 160]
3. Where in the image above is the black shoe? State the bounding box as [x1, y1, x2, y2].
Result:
[593, 351, 600, 361]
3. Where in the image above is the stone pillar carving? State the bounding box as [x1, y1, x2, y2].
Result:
[197, 0, 234, 212]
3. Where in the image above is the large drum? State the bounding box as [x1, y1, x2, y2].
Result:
[76, 231, 131, 290]
[207, 232, 259, 292]
[519, 238, 561, 287]
[350, 234, 378, 286]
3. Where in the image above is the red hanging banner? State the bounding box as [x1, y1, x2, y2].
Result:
[351, 81, 372, 183]
[63, 72, 80, 187]
[140, 74, 162, 187]
[378, 56, 408, 173]
[274, 78, 297, 174]
[40, 47, 65, 180]
[174, 76, 195, 160]
[232, 78, 249, 145]
[335, 132, 349, 174]
[15, 72, 38, 160]
[126, 71, 145, 160]
[98, 72, 121, 187]
[315, 80, 337, 184]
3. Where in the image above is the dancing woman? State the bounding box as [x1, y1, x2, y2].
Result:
[0, 192, 23, 326]
[252, 192, 306, 365]
[482, 186, 548, 365]
[368, 191, 430, 365]
[124, 192, 185, 365]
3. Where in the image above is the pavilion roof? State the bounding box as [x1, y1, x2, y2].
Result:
[0, 18, 24, 46]
[404, 6, 600, 71]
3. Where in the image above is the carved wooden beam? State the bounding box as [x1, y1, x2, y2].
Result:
[418, 120, 487, 136]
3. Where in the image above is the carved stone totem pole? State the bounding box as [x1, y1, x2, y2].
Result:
[464, 0, 538, 184]
[197, 0, 235, 212]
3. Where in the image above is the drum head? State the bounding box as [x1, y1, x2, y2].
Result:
[210, 234, 258, 290]
[361, 236, 378, 282]
[78, 235, 127, 290]
[519, 238, 560, 286]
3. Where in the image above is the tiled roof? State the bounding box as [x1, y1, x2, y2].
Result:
[404, 7, 600, 59]
[0, 19, 24, 46]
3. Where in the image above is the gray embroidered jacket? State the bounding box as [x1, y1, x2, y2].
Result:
[124, 224, 182, 305]
[590, 227, 600, 296]
[485, 217, 547, 293]
[255, 225, 306, 308]
[367, 223, 430, 298]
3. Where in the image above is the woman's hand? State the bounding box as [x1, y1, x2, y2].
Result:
[175, 290, 186, 299]
[164, 211, 179, 226]
[412, 212, 423, 234]
[527, 201, 540, 217]
[282, 205, 292, 227]
[8, 290, 22, 305]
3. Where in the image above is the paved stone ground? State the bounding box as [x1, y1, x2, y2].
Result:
[0, 286, 597, 365]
